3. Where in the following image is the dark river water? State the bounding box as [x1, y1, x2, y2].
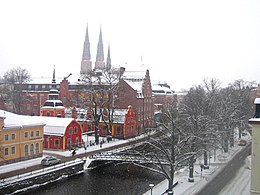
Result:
[21, 163, 164, 195]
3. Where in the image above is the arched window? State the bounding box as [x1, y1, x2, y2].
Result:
[35, 143, 39, 155]
[30, 144, 34, 157]
[25, 145, 29, 158]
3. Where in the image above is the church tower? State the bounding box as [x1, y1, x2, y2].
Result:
[80, 25, 92, 74]
[94, 27, 105, 70]
[106, 45, 111, 70]
[40, 67, 65, 117]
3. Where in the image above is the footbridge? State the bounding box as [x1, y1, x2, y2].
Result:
[87, 145, 169, 168]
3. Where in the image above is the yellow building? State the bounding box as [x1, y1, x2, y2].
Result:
[0, 111, 45, 165]
[249, 98, 260, 195]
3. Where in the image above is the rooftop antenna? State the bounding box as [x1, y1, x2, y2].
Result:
[141, 56, 144, 67]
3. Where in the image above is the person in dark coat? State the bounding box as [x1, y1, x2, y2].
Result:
[72, 149, 76, 156]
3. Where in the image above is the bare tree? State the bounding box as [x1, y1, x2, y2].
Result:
[0, 77, 13, 111]
[177, 84, 218, 176]
[3, 67, 31, 114]
[79, 68, 120, 144]
[229, 80, 255, 137]
[122, 105, 198, 194]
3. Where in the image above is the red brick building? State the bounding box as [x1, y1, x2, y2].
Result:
[116, 70, 154, 133]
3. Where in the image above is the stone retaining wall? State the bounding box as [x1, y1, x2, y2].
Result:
[0, 159, 86, 194]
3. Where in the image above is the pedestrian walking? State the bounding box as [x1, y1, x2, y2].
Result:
[72, 149, 76, 156]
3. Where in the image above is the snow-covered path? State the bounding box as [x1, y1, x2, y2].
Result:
[219, 157, 251, 195]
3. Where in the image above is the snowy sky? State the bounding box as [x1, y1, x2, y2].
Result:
[0, 0, 259, 91]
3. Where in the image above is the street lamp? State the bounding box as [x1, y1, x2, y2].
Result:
[149, 183, 154, 195]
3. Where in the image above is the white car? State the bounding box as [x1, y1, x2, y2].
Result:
[41, 156, 61, 166]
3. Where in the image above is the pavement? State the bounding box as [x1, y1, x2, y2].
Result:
[142, 144, 250, 195]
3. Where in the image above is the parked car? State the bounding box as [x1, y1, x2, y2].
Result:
[238, 139, 247, 146]
[41, 156, 61, 166]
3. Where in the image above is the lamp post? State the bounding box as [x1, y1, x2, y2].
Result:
[149, 183, 154, 195]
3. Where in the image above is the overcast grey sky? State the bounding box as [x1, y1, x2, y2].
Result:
[0, 0, 259, 91]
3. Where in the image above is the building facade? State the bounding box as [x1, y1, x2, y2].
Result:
[43, 118, 82, 150]
[0, 111, 45, 165]
[115, 70, 154, 133]
[40, 68, 65, 117]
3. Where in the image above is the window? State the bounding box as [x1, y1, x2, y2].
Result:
[74, 127, 78, 134]
[36, 143, 39, 155]
[46, 112, 50, 116]
[68, 138, 71, 149]
[30, 131, 34, 138]
[11, 146, 15, 154]
[88, 125, 91, 131]
[30, 144, 34, 156]
[116, 126, 122, 135]
[102, 126, 107, 134]
[25, 145, 29, 156]
[40, 96, 45, 103]
[4, 134, 8, 141]
[11, 133, 15, 140]
[25, 132, 28, 139]
[36, 130, 40, 137]
[4, 148, 8, 156]
[54, 139, 59, 147]
[70, 128, 73, 135]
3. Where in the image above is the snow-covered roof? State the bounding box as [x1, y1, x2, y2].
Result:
[152, 84, 174, 96]
[121, 71, 146, 81]
[0, 110, 74, 135]
[121, 71, 147, 98]
[0, 110, 45, 128]
[124, 80, 143, 92]
[113, 109, 128, 124]
[42, 100, 65, 109]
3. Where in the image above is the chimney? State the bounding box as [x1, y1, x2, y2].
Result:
[119, 67, 125, 78]
[253, 98, 260, 118]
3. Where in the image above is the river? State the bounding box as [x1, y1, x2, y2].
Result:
[19, 163, 165, 195]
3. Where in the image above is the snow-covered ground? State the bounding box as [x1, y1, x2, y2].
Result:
[142, 129, 252, 195]
[0, 131, 252, 195]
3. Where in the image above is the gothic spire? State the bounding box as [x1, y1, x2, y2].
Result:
[82, 25, 91, 61]
[106, 44, 111, 70]
[95, 26, 105, 70]
[80, 24, 92, 74]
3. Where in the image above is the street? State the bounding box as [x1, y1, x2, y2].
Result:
[195, 144, 251, 195]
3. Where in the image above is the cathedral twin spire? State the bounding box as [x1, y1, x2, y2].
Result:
[80, 25, 111, 74]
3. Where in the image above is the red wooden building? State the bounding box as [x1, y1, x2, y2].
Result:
[76, 105, 137, 139]
[99, 106, 137, 139]
[43, 117, 82, 150]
